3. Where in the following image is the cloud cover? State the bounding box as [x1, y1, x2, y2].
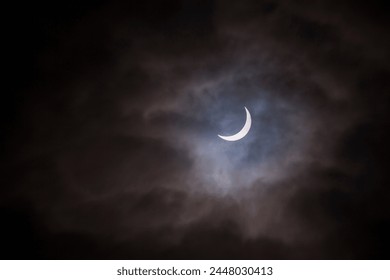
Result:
[2, 0, 390, 258]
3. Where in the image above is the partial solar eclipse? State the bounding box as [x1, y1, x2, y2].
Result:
[218, 107, 252, 141]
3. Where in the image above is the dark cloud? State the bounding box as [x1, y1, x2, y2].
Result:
[2, 0, 390, 259]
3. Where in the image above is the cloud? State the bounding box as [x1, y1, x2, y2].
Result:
[2, 0, 389, 259]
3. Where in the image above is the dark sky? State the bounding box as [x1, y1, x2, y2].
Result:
[2, 0, 390, 259]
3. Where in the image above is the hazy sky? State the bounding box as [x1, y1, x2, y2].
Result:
[2, 0, 390, 259]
